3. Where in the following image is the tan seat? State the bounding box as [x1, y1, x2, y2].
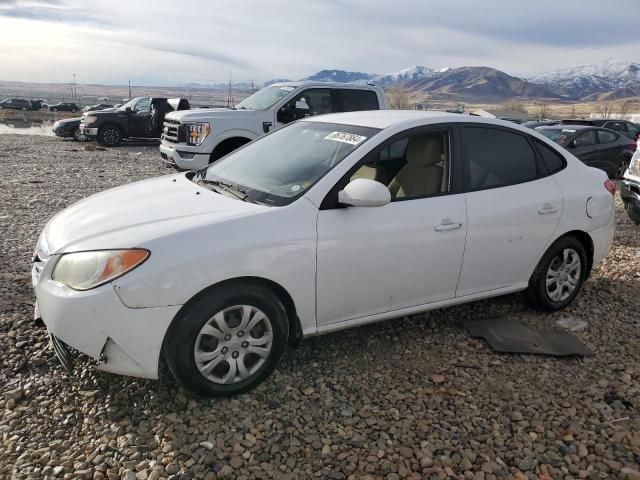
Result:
[388, 135, 444, 199]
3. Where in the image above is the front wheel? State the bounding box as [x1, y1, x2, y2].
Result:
[164, 283, 289, 397]
[50, 108, 56, 112]
[526, 236, 587, 311]
[72, 127, 83, 141]
[97, 125, 123, 146]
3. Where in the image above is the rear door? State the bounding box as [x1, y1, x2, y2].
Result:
[456, 125, 563, 296]
[595, 129, 622, 177]
[569, 129, 598, 165]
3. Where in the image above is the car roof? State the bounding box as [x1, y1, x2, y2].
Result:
[538, 124, 593, 131]
[270, 81, 381, 91]
[302, 110, 521, 129]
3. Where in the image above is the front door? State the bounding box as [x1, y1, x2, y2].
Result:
[127, 97, 152, 137]
[316, 127, 467, 325]
[456, 125, 563, 296]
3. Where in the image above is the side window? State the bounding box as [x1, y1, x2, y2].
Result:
[535, 141, 566, 174]
[350, 131, 449, 200]
[464, 126, 538, 190]
[606, 122, 627, 134]
[285, 88, 332, 116]
[574, 130, 596, 147]
[333, 89, 379, 112]
[134, 97, 151, 113]
[598, 130, 617, 144]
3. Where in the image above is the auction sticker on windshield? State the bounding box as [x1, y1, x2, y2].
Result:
[324, 131, 367, 145]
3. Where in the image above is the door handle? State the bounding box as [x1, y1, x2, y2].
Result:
[434, 219, 462, 232]
[538, 203, 558, 215]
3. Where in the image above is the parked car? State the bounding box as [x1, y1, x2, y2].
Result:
[536, 125, 635, 179]
[80, 97, 190, 147]
[52, 117, 83, 141]
[33, 111, 615, 396]
[29, 99, 47, 111]
[621, 150, 640, 224]
[522, 120, 559, 129]
[0, 98, 32, 110]
[82, 103, 113, 113]
[160, 81, 386, 170]
[49, 102, 79, 112]
[561, 118, 640, 140]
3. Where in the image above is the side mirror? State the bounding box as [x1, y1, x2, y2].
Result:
[125, 107, 132, 114]
[338, 178, 391, 208]
[277, 107, 294, 124]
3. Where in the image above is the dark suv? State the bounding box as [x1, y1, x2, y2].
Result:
[49, 102, 79, 112]
[81, 96, 190, 147]
[561, 119, 640, 140]
[0, 98, 32, 110]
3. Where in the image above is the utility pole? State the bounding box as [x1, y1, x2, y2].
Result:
[227, 70, 234, 108]
[128, 80, 132, 100]
[72, 73, 76, 99]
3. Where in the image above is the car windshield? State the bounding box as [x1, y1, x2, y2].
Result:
[200, 121, 380, 205]
[537, 127, 577, 145]
[235, 85, 297, 110]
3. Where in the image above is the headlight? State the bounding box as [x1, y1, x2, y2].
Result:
[52, 249, 149, 290]
[84, 115, 97, 125]
[630, 151, 640, 176]
[185, 122, 210, 146]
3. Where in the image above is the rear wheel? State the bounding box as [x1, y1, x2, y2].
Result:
[164, 283, 289, 397]
[97, 125, 123, 146]
[617, 157, 631, 179]
[526, 236, 587, 311]
[50, 108, 56, 112]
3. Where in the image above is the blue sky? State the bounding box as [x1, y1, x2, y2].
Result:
[0, 0, 638, 85]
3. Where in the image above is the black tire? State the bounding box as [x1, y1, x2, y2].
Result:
[97, 125, 123, 147]
[164, 282, 289, 397]
[526, 236, 587, 311]
[72, 127, 82, 141]
[617, 157, 631, 180]
[50, 108, 56, 112]
[209, 138, 251, 164]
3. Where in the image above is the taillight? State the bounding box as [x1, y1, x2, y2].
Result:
[604, 179, 616, 195]
[628, 142, 637, 152]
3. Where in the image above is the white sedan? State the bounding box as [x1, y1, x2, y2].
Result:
[33, 111, 616, 396]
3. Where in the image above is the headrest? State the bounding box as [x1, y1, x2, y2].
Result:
[406, 135, 444, 167]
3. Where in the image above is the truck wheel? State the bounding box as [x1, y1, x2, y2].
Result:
[97, 125, 123, 147]
[72, 127, 83, 141]
[164, 282, 289, 397]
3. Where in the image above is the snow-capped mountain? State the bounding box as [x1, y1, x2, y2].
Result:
[371, 65, 433, 85]
[303, 69, 376, 83]
[529, 59, 640, 99]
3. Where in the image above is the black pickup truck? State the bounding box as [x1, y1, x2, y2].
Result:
[80, 96, 189, 146]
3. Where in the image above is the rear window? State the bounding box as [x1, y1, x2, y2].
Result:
[535, 141, 566, 174]
[333, 89, 379, 112]
[598, 130, 617, 144]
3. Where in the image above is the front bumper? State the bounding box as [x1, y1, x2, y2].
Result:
[160, 141, 209, 171]
[33, 259, 181, 379]
[621, 174, 640, 224]
[53, 127, 74, 138]
[80, 127, 98, 139]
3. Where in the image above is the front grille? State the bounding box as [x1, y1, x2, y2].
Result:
[162, 119, 186, 143]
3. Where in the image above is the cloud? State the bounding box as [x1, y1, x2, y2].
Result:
[0, 0, 110, 26]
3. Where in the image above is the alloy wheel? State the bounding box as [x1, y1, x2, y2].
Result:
[545, 248, 581, 302]
[617, 158, 630, 179]
[194, 305, 273, 385]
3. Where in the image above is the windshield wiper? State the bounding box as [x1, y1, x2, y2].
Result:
[199, 178, 255, 203]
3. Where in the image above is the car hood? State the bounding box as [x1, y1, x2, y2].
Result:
[165, 108, 259, 122]
[42, 173, 267, 254]
[55, 117, 82, 126]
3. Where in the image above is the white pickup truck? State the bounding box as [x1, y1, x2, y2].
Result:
[159, 81, 387, 170]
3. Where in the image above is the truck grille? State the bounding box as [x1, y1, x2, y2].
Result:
[162, 119, 186, 143]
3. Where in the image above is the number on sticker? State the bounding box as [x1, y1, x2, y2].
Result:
[324, 131, 367, 145]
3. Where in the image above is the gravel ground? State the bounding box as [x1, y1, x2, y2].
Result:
[0, 134, 639, 480]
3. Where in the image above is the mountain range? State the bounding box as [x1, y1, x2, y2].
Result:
[291, 59, 640, 102]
